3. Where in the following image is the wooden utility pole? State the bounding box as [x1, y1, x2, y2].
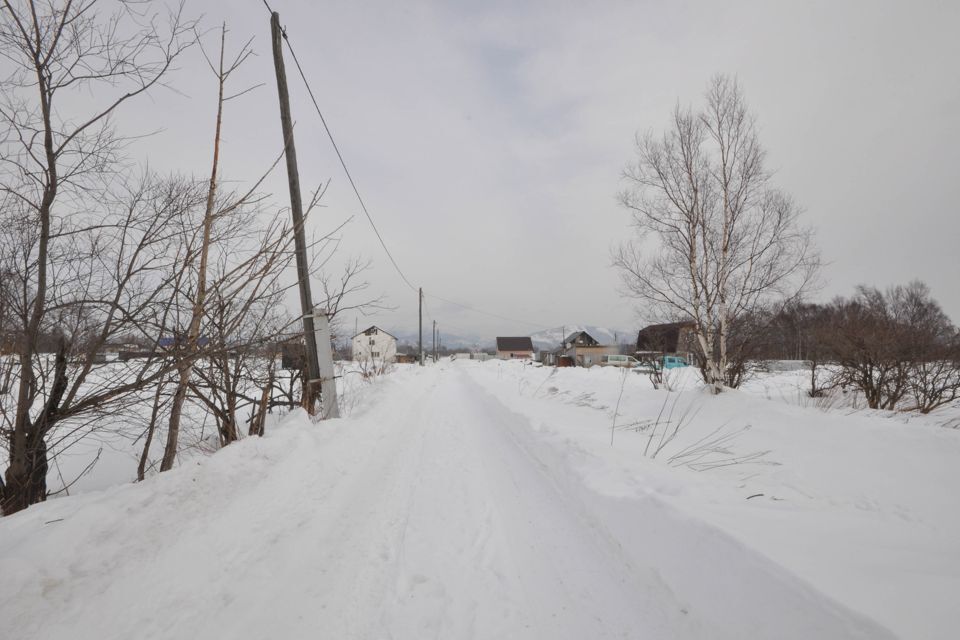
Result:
[418, 288, 423, 366]
[270, 12, 321, 412]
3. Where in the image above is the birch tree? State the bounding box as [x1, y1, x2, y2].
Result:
[614, 75, 820, 392]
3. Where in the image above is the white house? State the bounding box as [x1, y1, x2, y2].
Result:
[352, 326, 397, 364]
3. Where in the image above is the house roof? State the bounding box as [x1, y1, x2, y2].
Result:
[351, 325, 397, 340]
[565, 330, 599, 346]
[496, 336, 534, 351]
[636, 321, 695, 351]
[637, 321, 695, 334]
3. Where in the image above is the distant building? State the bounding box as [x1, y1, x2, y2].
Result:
[559, 330, 617, 367]
[636, 321, 698, 360]
[280, 336, 306, 370]
[538, 348, 556, 366]
[352, 326, 397, 364]
[495, 337, 534, 360]
[158, 335, 209, 350]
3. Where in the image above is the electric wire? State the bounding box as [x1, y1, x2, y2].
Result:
[263, 2, 554, 334]
[269, 4, 417, 292]
[424, 292, 549, 330]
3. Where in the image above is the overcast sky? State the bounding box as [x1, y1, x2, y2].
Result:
[115, 0, 960, 341]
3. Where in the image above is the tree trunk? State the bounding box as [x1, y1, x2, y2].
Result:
[159, 28, 227, 471]
[250, 356, 276, 437]
[161, 363, 191, 472]
[694, 329, 724, 394]
[138, 379, 167, 481]
[3, 339, 68, 514]
[4, 45, 59, 515]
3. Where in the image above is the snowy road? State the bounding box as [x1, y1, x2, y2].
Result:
[0, 363, 895, 639]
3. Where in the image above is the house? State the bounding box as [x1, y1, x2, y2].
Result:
[636, 321, 698, 360]
[495, 337, 534, 360]
[352, 326, 398, 364]
[560, 330, 617, 367]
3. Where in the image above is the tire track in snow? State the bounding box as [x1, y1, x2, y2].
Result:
[447, 368, 697, 639]
[0, 364, 899, 639]
[454, 364, 897, 640]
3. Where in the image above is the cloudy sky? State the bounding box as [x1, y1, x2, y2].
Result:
[115, 0, 959, 341]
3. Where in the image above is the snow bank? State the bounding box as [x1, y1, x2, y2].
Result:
[0, 364, 430, 640]
[465, 359, 960, 639]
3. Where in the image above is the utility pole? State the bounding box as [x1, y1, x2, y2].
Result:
[433, 320, 436, 363]
[313, 308, 340, 419]
[270, 12, 322, 413]
[418, 287, 423, 366]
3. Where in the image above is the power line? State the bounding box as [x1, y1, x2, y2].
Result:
[264, 4, 553, 334]
[424, 292, 549, 330]
[269, 7, 417, 292]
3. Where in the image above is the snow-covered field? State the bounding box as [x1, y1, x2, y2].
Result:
[1, 359, 957, 638]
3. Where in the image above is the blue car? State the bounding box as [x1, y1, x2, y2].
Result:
[662, 356, 689, 369]
[634, 353, 690, 372]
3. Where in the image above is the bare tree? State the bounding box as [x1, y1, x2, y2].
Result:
[828, 287, 912, 410]
[828, 282, 960, 412]
[895, 283, 960, 414]
[771, 302, 836, 396]
[614, 75, 820, 392]
[0, 0, 196, 514]
[0, 170, 205, 512]
[159, 24, 256, 472]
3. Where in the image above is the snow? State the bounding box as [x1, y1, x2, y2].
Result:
[468, 360, 960, 639]
[1, 360, 957, 638]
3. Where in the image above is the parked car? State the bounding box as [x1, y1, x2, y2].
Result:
[601, 354, 642, 368]
[662, 355, 689, 369]
[632, 352, 690, 373]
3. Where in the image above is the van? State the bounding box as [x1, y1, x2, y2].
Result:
[601, 354, 641, 368]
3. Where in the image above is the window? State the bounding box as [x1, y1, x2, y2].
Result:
[372, 351, 380, 357]
[369, 338, 375, 345]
